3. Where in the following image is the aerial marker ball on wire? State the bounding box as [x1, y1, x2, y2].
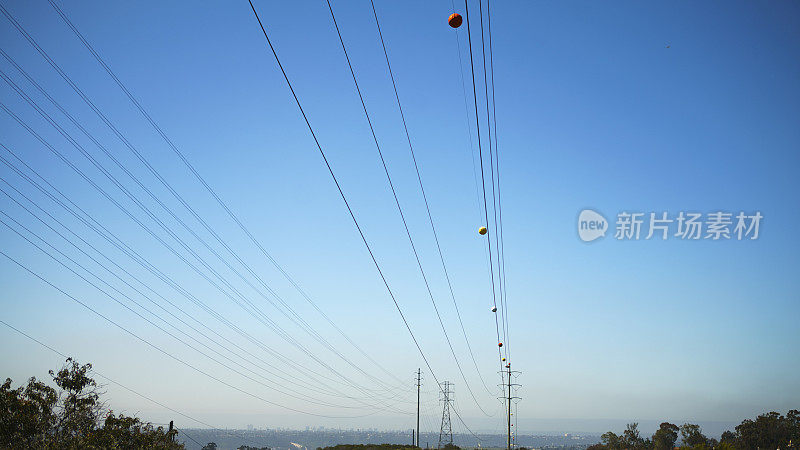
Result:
[479, 226, 488, 235]
[448, 13, 463, 28]
[498, 342, 503, 348]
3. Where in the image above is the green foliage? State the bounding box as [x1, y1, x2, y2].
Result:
[601, 430, 621, 448]
[680, 423, 709, 447]
[712, 443, 736, 450]
[0, 376, 57, 448]
[49, 358, 102, 446]
[652, 422, 678, 450]
[89, 412, 181, 448]
[592, 409, 799, 449]
[622, 423, 649, 449]
[0, 358, 183, 449]
[734, 410, 800, 449]
[600, 425, 649, 450]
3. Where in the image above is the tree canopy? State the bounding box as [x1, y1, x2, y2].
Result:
[588, 409, 799, 449]
[0, 358, 183, 449]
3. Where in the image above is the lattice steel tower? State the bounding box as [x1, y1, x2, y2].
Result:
[437, 381, 454, 448]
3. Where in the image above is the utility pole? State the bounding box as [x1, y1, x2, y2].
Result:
[513, 402, 518, 449]
[438, 381, 454, 449]
[416, 368, 422, 447]
[498, 364, 521, 450]
[507, 367, 511, 450]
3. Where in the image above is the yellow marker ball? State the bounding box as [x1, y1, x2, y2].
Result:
[478, 226, 488, 235]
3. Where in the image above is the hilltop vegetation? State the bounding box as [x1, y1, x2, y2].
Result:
[317, 445, 426, 450]
[587, 410, 800, 449]
[0, 358, 183, 449]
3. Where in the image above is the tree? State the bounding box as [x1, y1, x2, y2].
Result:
[595, 410, 800, 450]
[652, 422, 679, 450]
[0, 358, 183, 449]
[679, 423, 708, 447]
[789, 409, 800, 447]
[719, 430, 736, 444]
[622, 422, 648, 449]
[91, 412, 180, 448]
[0, 376, 57, 448]
[49, 358, 102, 446]
[601, 431, 621, 449]
[735, 410, 799, 449]
[202, 443, 218, 450]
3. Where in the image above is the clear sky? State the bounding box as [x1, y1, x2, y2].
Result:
[0, 0, 798, 437]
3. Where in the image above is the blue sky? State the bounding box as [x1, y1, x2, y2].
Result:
[0, 0, 798, 436]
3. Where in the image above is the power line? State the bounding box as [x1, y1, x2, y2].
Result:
[247, 0, 484, 439]
[0, 96, 398, 408]
[0, 319, 267, 449]
[462, 0, 505, 367]
[368, 0, 496, 399]
[475, 0, 508, 363]
[449, 0, 488, 232]
[479, 0, 510, 363]
[0, 247, 384, 418]
[486, 0, 511, 362]
[0, 49, 409, 399]
[0, 179, 409, 412]
[175, 428, 203, 447]
[0, 319, 220, 429]
[0, 212, 410, 414]
[42, 0, 408, 393]
[0, 144, 394, 401]
[325, 0, 492, 417]
[448, 8, 508, 429]
[0, 36, 410, 399]
[246, 0, 433, 386]
[0, 187, 362, 408]
[0, 84, 407, 406]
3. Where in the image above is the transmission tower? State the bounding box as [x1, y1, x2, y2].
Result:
[438, 381, 454, 448]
